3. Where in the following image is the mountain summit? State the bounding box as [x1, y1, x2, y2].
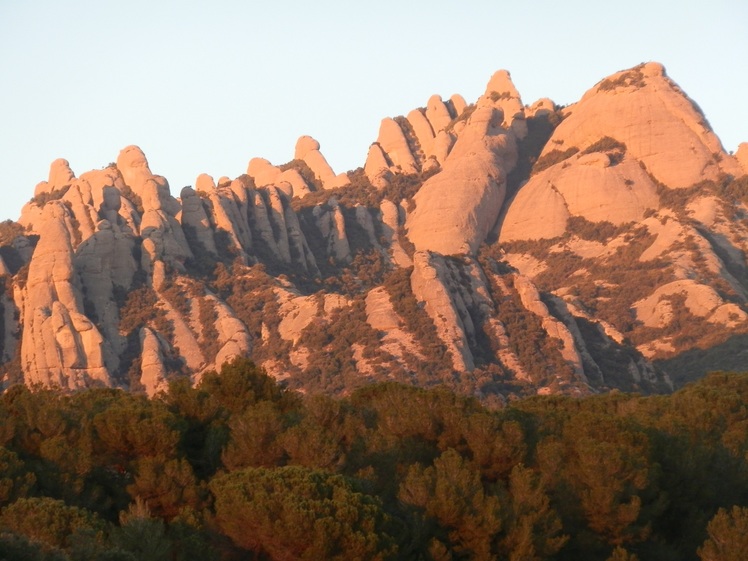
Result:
[2, 63, 747, 400]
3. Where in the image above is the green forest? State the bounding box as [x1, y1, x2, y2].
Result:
[1, 358, 747, 561]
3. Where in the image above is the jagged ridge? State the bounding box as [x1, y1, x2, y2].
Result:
[2, 62, 747, 400]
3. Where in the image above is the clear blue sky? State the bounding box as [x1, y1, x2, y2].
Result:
[1, 0, 746, 221]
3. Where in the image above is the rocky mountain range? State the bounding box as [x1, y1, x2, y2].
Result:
[2, 61, 747, 401]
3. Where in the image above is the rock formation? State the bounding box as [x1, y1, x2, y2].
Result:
[19, 202, 112, 389]
[407, 103, 518, 254]
[536, 63, 740, 189]
[2, 63, 746, 401]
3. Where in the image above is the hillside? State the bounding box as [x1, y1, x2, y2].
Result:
[2, 62, 747, 400]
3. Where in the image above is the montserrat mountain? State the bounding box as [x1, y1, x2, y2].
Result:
[2, 62, 747, 400]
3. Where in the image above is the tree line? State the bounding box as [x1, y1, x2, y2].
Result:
[0, 357, 747, 560]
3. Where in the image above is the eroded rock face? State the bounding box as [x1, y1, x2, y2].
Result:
[74, 219, 138, 371]
[117, 145, 173, 199]
[376, 118, 419, 175]
[209, 296, 253, 372]
[478, 70, 527, 138]
[513, 274, 585, 381]
[294, 135, 349, 190]
[34, 158, 76, 197]
[539, 63, 739, 189]
[20, 202, 112, 389]
[365, 286, 425, 366]
[139, 327, 167, 397]
[8, 64, 742, 400]
[499, 153, 660, 241]
[313, 199, 351, 264]
[735, 142, 748, 175]
[364, 143, 392, 189]
[407, 104, 518, 255]
[410, 251, 474, 371]
[180, 186, 217, 254]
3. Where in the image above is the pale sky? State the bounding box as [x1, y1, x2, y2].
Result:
[1, 0, 746, 222]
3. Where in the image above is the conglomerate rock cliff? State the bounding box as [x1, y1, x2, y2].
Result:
[2, 63, 746, 399]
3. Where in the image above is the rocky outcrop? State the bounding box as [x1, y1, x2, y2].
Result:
[373, 118, 419, 175]
[379, 200, 411, 268]
[407, 103, 518, 255]
[20, 202, 112, 389]
[117, 145, 171, 200]
[247, 157, 313, 198]
[633, 279, 748, 328]
[313, 200, 351, 264]
[425, 95, 453, 134]
[499, 153, 660, 241]
[34, 158, 75, 197]
[180, 186, 218, 254]
[364, 144, 392, 189]
[407, 109, 436, 160]
[294, 136, 349, 190]
[205, 187, 252, 262]
[539, 63, 740, 189]
[478, 70, 527, 138]
[735, 143, 748, 174]
[209, 296, 253, 372]
[365, 286, 425, 366]
[139, 176, 192, 279]
[513, 275, 586, 382]
[139, 327, 167, 397]
[74, 218, 138, 371]
[278, 291, 349, 345]
[7, 64, 745, 400]
[410, 251, 474, 371]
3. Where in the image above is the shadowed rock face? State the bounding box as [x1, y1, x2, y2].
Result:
[3, 63, 747, 399]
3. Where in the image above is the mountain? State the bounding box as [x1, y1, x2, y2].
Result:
[2, 62, 747, 401]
